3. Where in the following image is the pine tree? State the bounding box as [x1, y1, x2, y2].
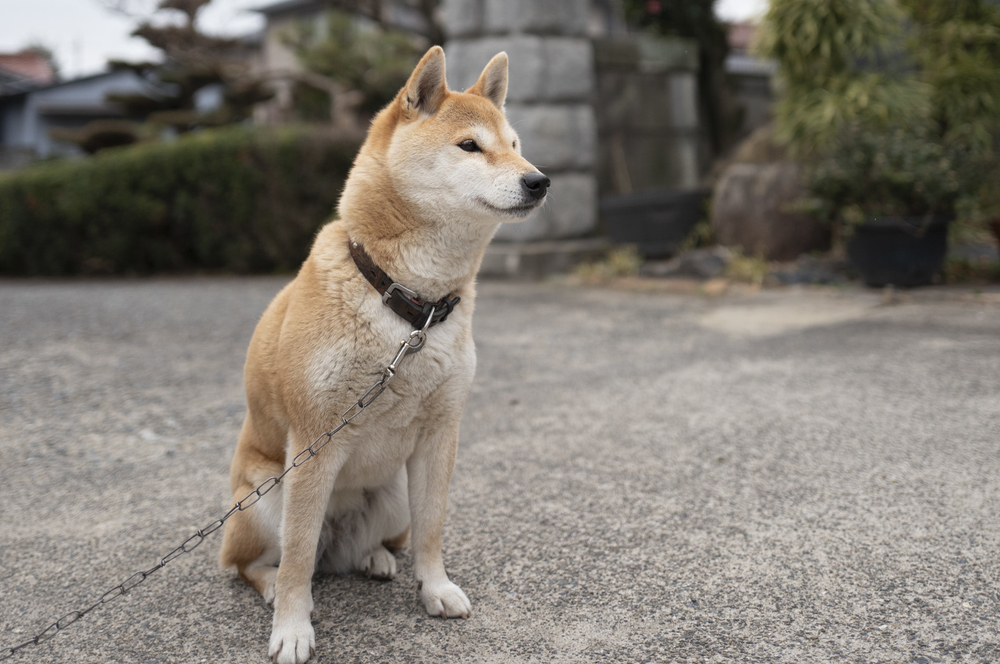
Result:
[110, 0, 272, 132]
[55, 0, 272, 153]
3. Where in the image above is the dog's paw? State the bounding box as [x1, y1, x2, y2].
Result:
[260, 567, 278, 605]
[268, 618, 315, 664]
[420, 579, 471, 619]
[362, 545, 397, 580]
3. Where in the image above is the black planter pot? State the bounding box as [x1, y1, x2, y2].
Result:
[845, 216, 950, 287]
[601, 188, 711, 258]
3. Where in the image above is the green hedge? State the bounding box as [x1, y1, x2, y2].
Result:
[0, 125, 361, 275]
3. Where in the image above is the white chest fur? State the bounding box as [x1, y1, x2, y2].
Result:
[303, 295, 476, 490]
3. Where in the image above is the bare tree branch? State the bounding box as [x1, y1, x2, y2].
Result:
[95, 0, 158, 20]
[259, 68, 365, 132]
[321, 0, 443, 45]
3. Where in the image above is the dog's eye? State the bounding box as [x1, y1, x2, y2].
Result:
[512, 140, 517, 149]
[458, 139, 481, 153]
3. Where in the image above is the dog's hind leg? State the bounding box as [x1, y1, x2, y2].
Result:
[357, 467, 410, 579]
[220, 411, 286, 604]
[317, 467, 410, 580]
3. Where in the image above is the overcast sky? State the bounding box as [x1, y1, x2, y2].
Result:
[0, 0, 768, 80]
[0, 0, 265, 78]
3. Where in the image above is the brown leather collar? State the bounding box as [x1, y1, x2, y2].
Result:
[348, 239, 460, 330]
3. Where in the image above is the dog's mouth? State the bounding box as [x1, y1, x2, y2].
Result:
[476, 198, 542, 218]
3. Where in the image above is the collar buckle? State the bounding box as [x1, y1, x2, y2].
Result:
[382, 282, 419, 305]
[350, 238, 460, 330]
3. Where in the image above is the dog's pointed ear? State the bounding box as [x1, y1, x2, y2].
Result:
[403, 46, 448, 116]
[466, 52, 508, 109]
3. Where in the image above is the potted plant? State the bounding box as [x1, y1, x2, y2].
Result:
[755, 0, 1000, 284]
[601, 188, 712, 258]
[808, 125, 983, 286]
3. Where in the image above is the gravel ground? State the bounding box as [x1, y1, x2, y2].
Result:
[1, 277, 999, 664]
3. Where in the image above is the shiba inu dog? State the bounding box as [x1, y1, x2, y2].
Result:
[218, 46, 549, 664]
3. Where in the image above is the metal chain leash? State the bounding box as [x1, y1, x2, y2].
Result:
[0, 317, 434, 662]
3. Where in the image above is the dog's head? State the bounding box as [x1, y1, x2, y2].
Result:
[360, 46, 549, 225]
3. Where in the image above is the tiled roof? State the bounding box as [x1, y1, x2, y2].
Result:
[251, 0, 320, 16]
[726, 21, 758, 52]
[0, 50, 55, 85]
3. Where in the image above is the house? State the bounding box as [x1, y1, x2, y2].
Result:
[0, 68, 160, 169]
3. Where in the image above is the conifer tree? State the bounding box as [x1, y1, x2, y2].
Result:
[55, 0, 271, 152]
[109, 0, 272, 132]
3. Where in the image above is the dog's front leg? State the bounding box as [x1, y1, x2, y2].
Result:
[407, 417, 471, 619]
[269, 434, 347, 664]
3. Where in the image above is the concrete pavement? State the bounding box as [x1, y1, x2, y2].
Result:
[1, 277, 998, 663]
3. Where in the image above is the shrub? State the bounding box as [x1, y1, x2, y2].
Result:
[0, 126, 360, 275]
[807, 124, 986, 225]
[900, 0, 1000, 149]
[900, 0, 1000, 226]
[754, 0, 931, 156]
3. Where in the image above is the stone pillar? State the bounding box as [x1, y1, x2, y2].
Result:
[442, 0, 599, 245]
[593, 35, 701, 194]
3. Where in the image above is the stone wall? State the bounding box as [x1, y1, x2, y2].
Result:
[442, 0, 598, 242]
[593, 35, 702, 194]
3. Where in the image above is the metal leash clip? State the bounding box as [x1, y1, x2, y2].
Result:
[383, 306, 434, 385]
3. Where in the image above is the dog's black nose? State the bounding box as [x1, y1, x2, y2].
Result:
[522, 172, 550, 200]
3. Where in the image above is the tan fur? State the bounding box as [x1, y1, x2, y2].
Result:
[218, 47, 546, 664]
[382, 525, 410, 551]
